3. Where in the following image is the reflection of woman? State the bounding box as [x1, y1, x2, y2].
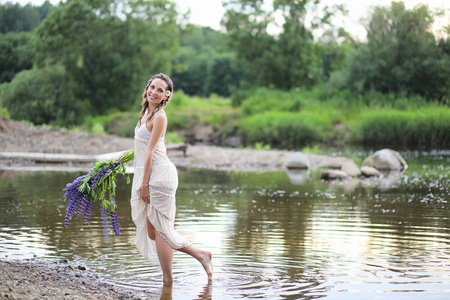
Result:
[129, 73, 212, 284]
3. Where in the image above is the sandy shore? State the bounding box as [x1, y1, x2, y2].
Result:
[0, 259, 143, 299]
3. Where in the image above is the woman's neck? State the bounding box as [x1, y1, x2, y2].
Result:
[146, 107, 156, 115]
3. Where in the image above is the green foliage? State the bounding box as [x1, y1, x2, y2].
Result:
[205, 53, 242, 97]
[171, 26, 241, 97]
[165, 131, 185, 144]
[238, 87, 306, 116]
[252, 142, 271, 151]
[165, 92, 237, 131]
[301, 144, 321, 154]
[222, 0, 346, 90]
[0, 32, 34, 83]
[238, 111, 333, 149]
[34, 0, 180, 115]
[343, 2, 450, 102]
[350, 107, 450, 148]
[84, 111, 138, 137]
[0, 2, 48, 33]
[0, 106, 9, 118]
[0, 65, 88, 125]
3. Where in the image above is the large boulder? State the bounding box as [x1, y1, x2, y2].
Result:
[362, 149, 407, 171]
[286, 152, 310, 169]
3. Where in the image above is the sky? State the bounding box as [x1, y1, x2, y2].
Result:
[2, 0, 449, 40]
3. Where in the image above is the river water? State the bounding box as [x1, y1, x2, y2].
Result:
[0, 150, 448, 299]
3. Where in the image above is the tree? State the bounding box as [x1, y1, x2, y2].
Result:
[344, 1, 450, 101]
[34, 0, 180, 115]
[171, 26, 241, 97]
[205, 53, 242, 97]
[0, 2, 52, 33]
[0, 32, 34, 83]
[222, 0, 345, 90]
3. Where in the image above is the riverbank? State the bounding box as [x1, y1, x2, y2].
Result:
[0, 117, 325, 172]
[0, 259, 143, 299]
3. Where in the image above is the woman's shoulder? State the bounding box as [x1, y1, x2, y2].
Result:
[150, 110, 167, 129]
[154, 110, 167, 120]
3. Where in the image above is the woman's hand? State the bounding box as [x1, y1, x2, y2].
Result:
[116, 150, 129, 162]
[141, 183, 150, 204]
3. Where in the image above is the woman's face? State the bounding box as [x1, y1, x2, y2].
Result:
[146, 78, 169, 106]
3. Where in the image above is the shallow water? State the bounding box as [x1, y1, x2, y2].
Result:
[0, 150, 449, 299]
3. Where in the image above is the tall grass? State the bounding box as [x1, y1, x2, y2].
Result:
[350, 107, 450, 148]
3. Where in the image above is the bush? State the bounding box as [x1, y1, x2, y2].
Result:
[238, 111, 333, 149]
[0, 106, 9, 118]
[239, 87, 306, 116]
[84, 111, 138, 137]
[0, 65, 89, 125]
[165, 94, 237, 132]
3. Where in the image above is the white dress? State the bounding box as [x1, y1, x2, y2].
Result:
[130, 112, 190, 261]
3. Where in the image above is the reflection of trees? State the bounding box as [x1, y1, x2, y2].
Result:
[230, 191, 313, 257]
[0, 170, 136, 260]
[221, 171, 323, 278]
[1, 170, 74, 228]
[328, 175, 450, 260]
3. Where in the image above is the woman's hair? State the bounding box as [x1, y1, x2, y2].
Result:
[139, 73, 174, 126]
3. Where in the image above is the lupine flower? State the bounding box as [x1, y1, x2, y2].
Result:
[83, 200, 93, 223]
[100, 204, 110, 241]
[63, 150, 134, 240]
[110, 198, 120, 237]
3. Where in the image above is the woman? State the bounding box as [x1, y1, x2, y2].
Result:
[130, 73, 212, 284]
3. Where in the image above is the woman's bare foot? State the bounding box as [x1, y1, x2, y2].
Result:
[201, 251, 213, 280]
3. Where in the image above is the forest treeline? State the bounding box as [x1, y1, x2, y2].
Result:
[0, 0, 449, 148]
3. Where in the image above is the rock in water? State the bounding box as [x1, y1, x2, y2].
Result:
[362, 149, 407, 171]
[286, 153, 310, 169]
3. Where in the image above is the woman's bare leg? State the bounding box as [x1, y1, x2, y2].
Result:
[146, 218, 156, 240]
[155, 230, 174, 284]
[177, 245, 213, 280]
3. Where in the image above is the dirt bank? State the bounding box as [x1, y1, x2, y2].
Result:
[0, 259, 143, 299]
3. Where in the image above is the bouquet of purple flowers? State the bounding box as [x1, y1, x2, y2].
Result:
[64, 150, 134, 240]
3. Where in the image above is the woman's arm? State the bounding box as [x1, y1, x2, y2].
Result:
[140, 112, 168, 203]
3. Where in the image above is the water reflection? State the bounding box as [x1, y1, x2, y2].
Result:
[0, 150, 449, 299]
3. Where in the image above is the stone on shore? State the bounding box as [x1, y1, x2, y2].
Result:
[363, 148, 407, 171]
